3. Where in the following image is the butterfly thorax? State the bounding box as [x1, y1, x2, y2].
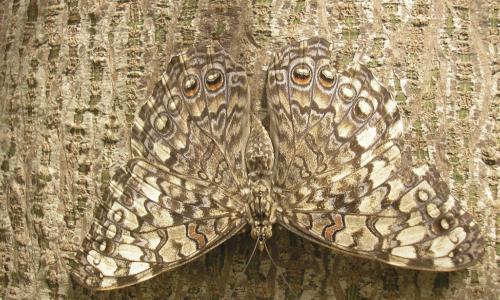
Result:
[245, 116, 277, 250]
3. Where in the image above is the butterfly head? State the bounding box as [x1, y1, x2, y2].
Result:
[250, 223, 273, 251]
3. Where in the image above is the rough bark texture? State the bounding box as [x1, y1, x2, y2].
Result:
[0, 0, 498, 299]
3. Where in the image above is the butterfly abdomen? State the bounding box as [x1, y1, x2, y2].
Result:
[246, 178, 277, 250]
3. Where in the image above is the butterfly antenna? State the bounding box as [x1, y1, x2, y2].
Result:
[263, 242, 297, 298]
[243, 238, 260, 273]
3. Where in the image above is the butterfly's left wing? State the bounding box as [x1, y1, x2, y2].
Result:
[266, 38, 484, 271]
[72, 44, 250, 289]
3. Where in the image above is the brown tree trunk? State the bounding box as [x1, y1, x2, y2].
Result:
[0, 0, 497, 299]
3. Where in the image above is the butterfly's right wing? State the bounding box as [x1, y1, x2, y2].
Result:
[267, 38, 483, 271]
[72, 44, 250, 290]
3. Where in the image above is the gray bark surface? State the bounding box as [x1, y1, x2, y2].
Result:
[0, 0, 497, 299]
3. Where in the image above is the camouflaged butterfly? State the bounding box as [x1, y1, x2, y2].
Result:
[72, 38, 484, 290]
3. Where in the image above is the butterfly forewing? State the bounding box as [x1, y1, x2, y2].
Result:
[131, 45, 250, 193]
[267, 37, 484, 271]
[73, 44, 250, 290]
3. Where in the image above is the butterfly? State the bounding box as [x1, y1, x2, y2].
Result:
[71, 37, 484, 290]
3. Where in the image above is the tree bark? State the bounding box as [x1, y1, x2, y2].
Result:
[0, 0, 497, 299]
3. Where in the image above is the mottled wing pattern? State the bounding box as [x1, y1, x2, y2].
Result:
[72, 159, 245, 289]
[267, 38, 483, 270]
[73, 44, 250, 289]
[131, 44, 250, 194]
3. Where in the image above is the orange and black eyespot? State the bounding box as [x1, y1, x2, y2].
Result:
[205, 69, 224, 92]
[291, 64, 312, 86]
[318, 66, 336, 88]
[182, 74, 199, 97]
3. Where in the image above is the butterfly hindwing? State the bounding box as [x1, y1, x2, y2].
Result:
[72, 159, 245, 289]
[267, 37, 483, 271]
[72, 44, 249, 289]
[278, 164, 483, 270]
